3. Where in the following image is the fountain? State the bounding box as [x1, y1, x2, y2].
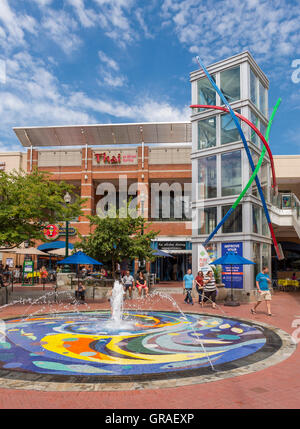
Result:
[110, 280, 125, 326]
[0, 280, 294, 391]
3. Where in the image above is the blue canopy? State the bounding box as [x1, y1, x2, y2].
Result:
[38, 241, 74, 251]
[57, 251, 102, 266]
[152, 249, 173, 258]
[210, 251, 255, 266]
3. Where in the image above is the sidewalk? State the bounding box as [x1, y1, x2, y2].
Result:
[0, 290, 298, 409]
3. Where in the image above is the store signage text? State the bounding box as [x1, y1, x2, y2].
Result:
[94, 152, 137, 165]
[95, 152, 121, 164]
[158, 241, 186, 250]
[43, 223, 76, 240]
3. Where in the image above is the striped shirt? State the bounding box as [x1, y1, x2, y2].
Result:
[204, 274, 216, 292]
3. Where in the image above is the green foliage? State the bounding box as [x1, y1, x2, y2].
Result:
[212, 265, 222, 284]
[75, 203, 157, 276]
[0, 168, 84, 248]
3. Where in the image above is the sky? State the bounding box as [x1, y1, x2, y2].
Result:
[0, 0, 299, 154]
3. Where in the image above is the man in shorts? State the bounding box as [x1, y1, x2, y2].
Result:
[251, 266, 272, 316]
[122, 270, 134, 299]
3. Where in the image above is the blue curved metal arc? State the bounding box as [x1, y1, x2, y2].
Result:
[203, 207, 234, 247]
[196, 56, 272, 236]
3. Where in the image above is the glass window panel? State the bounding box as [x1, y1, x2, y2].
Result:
[198, 156, 217, 199]
[222, 204, 242, 233]
[198, 116, 216, 150]
[250, 111, 259, 147]
[221, 150, 242, 196]
[262, 243, 270, 270]
[253, 242, 261, 281]
[252, 204, 261, 234]
[262, 212, 270, 237]
[250, 68, 258, 107]
[198, 206, 217, 234]
[197, 76, 216, 112]
[221, 110, 241, 145]
[259, 81, 267, 117]
[251, 150, 259, 197]
[260, 121, 267, 140]
[220, 66, 240, 103]
[261, 161, 269, 202]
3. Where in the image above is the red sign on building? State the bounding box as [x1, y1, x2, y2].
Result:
[95, 152, 121, 164]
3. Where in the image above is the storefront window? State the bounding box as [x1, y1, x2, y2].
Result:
[222, 204, 242, 233]
[197, 76, 216, 111]
[221, 150, 242, 196]
[221, 111, 241, 145]
[262, 243, 270, 270]
[250, 68, 258, 107]
[198, 116, 216, 150]
[198, 156, 217, 199]
[198, 206, 217, 235]
[252, 204, 261, 234]
[259, 81, 267, 117]
[253, 242, 261, 281]
[220, 66, 240, 103]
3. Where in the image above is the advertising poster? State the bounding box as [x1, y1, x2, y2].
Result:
[221, 242, 243, 289]
[197, 244, 212, 274]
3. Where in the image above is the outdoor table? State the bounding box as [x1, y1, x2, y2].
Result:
[278, 279, 299, 291]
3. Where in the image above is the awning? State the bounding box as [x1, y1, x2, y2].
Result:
[37, 241, 74, 251]
[13, 122, 191, 147]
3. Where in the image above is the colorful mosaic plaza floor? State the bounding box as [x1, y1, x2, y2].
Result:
[0, 310, 287, 383]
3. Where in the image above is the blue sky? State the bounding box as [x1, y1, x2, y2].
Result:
[0, 0, 299, 154]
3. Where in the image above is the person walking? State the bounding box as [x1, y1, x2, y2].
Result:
[251, 266, 273, 316]
[122, 270, 135, 299]
[183, 268, 194, 305]
[195, 271, 204, 305]
[203, 270, 217, 309]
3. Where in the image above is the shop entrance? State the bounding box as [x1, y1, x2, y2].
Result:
[151, 253, 192, 282]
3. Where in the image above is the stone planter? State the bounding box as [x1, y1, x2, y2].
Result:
[216, 283, 227, 302]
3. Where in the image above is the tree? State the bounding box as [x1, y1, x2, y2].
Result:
[76, 203, 158, 278]
[0, 169, 85, 248]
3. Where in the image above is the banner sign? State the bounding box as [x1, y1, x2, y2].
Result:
[221, 242, 243, 289]
[158, 241, 186, 250]
[197, 244, 212, 274]
[43, 223, 76, 240]
[23, 260, 33, 273]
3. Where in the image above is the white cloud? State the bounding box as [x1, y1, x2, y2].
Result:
[67, 0, 96, 28]
[0, 0, 38, 52]
[41, 8, 82, 54]
[161, 0, 300, 66]
[98, 51, 119, 71]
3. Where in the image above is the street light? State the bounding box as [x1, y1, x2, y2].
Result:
[64, 192, 71, 258]
[139, 192, 145, 271]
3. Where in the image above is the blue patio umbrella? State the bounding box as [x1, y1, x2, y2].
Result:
[57, 251, 103, 266]
[210, 251, 255, 306]
[152, 249, 174, 258]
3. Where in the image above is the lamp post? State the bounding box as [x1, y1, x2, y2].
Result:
[64, 192, 71, 258]
[139, 192, 145, 272]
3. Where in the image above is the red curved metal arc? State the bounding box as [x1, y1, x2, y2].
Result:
[190, 104, 277, 189]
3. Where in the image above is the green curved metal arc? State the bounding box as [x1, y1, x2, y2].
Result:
[232, 98, 281, 211]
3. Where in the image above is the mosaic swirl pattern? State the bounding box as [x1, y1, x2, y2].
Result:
[0, 311, 282, 380]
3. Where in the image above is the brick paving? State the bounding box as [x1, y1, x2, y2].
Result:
[0, 289, 299, 409]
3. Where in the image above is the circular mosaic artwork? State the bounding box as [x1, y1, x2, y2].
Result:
[0, 310, 285, 384]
